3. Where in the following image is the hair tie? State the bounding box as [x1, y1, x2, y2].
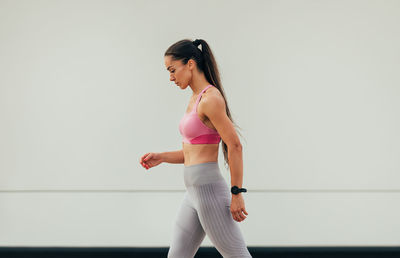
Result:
[193, 39, 202, 51]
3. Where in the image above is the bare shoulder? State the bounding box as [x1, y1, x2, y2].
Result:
[199, 86, 226, 112]
[203, 86, 224, 103]
[200, 87, 241, 147]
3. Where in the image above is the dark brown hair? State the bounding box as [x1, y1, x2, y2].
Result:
[164, 38, 245, 169]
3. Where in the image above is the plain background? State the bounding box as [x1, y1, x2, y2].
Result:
[1, 0, 399, 247]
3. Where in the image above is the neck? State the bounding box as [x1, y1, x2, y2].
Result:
[189, 73, 212, 95]
[191, 82, 212, 96]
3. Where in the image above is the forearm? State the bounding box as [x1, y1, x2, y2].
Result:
[228, 144, 244, 188]
[160, 149, 184, 164]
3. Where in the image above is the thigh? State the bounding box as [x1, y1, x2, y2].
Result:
[167, 191, 206, 258]
[194, 182, 252, 258]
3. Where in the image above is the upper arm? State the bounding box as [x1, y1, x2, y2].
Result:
[201, 94, 242, 149]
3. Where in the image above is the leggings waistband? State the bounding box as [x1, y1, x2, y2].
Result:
[184, 161, 224, 187]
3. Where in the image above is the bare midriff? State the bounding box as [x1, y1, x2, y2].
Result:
[182, 142, 219, 166]
[182, 92, 220, 166]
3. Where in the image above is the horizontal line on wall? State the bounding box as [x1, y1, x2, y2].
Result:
[0, 189, 400, 193]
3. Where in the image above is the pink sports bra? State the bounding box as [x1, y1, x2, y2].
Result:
[179, 85, 221, 144]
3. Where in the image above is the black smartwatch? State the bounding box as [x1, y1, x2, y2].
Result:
[231, 186, 247, 195]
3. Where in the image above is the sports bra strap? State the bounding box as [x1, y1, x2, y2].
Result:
[194, 85, 213, 108]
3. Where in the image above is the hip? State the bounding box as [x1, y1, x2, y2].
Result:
[183, 161, 225, 187]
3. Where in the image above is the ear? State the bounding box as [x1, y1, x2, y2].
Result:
[188, 59, 195, 70]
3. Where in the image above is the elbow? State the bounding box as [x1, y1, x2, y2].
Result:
[229, 142, 242, 152]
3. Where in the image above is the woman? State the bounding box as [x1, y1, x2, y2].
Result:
[139, 39, 252, 258]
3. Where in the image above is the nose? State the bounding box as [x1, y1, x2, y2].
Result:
[170, 76, 175, 82]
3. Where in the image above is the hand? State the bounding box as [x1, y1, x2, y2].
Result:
[139, 152, 163, 170]
[230, 194, 248, 222]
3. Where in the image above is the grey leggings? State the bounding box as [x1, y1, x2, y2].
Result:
[167, 161, 252, 258]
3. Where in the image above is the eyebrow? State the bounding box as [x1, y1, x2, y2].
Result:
[167, 66, 173, 71]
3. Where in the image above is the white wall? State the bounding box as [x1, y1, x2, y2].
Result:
[1, 0, 399, 247]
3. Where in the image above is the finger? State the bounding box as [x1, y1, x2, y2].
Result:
[141, 153, 149, 162]
[231, 212, 237, 221]
[239, 211, 246, 221]
[234, 211, 242, 222]
[236, 212, 242, 221]
[237, 210, 246, 220]
[144, 154, 151, 161]
[143, 153, 151, 163]
[141, 159, 149, 169]
[243, 208, 248, 215]
[141, 154, 151, 166]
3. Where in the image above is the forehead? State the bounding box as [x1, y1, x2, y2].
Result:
[164, 56, 181, 69]
[164, 56, 174, 66]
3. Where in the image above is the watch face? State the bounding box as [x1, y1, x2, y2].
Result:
[231, 186, 246, 194]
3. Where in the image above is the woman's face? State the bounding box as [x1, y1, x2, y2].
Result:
[164, 55, 193, 88]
